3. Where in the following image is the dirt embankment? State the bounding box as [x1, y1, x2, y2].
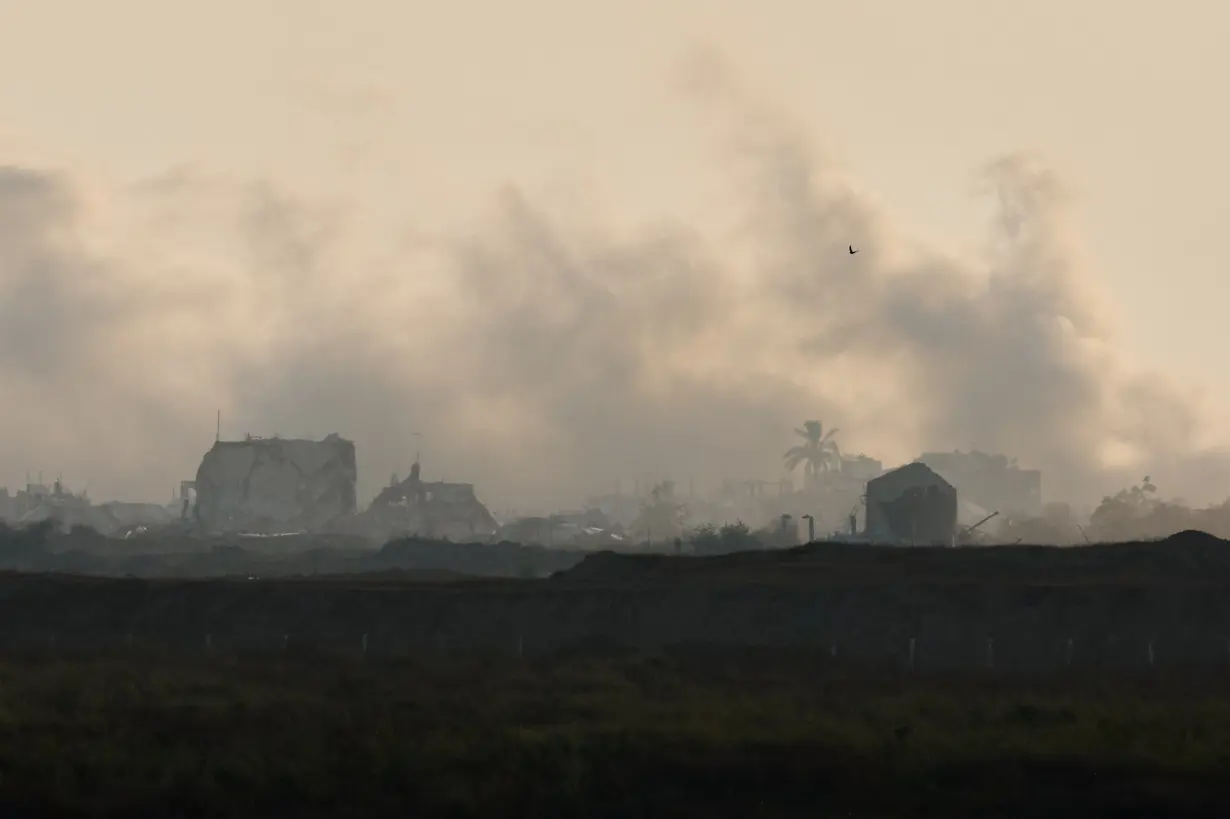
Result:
[559, 529, 1230, 586]
[3, 530, 1230, 673]
[0, 524, 585, 579]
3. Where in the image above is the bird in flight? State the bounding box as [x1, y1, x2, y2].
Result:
[848, 245, 859, 255]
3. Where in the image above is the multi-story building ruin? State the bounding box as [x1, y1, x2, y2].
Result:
[356, 459, 499, 543]
[837, 454, 883, 481]
[192, 433, 358, 534]
[0, 478, 98, 530]
[916, 450, 1041, 518]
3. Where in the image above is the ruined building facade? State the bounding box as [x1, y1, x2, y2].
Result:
[917, 450, 1041, 518]
[355, 460, 499, 543]
[865, 462, 958, 546]
[0, 479, 95, 530]
[193, 434, 358, 534]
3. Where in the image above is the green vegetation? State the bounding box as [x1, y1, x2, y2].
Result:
[998, 476, 1230, 544]
[688, 520, 762, 553]
[1, 649, 1228, 817]
[688, 519, 798, 552]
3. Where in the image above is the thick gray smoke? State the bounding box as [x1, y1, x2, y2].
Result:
[2, 51, 1228, 511]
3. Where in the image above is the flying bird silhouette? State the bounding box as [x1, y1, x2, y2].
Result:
[848, 245, 858, 255]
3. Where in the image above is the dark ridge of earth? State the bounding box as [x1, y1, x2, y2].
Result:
[0, 531, 1228, 673]
[554, 529, 1230, 586]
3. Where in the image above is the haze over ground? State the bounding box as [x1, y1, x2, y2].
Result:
[1, 1, 1228, 512]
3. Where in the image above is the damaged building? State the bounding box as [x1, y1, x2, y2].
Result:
[498, 508, 626, 549]
[0, 478, 101, 531]
[864, 462, 958, 546]
[917, 450, 1041, 518]
[1, 478, 180, 536]
[192, 433, 358, 534]
[356, 460, 499, 543]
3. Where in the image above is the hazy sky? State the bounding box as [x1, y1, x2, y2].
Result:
[1, 1, 1227, 511]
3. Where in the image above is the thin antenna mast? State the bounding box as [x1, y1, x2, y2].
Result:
[216, 410, 221, 443]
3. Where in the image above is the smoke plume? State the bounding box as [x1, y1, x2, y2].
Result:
[1, 50, 1227, 512]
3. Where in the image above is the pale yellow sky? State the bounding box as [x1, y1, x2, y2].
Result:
[1, 0, 1228, 508]
[4, 0, 1225, 384]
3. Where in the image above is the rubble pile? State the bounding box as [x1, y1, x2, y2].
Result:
[352, 460, 499, 543]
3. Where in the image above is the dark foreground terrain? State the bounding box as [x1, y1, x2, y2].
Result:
[0, 523, 586, 579]
[3, 530, 1230, 816]
[1, 649, 1228, 818]
[5, 530, 1230, 672]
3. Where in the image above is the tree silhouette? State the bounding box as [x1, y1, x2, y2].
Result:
[783, 420, 842, 487]
[632, 481, 687, 545]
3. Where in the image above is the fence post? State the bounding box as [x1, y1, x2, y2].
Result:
[362, 633, 368, 657]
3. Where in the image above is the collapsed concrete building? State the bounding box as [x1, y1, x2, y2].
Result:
[96, 502, 178, 534]
[582, 493, 644, 530]
[864, 462, 958, 546]
[1, 476, 182, 535]
[498, 508, 627, 549]
[917, 450, 1041, 518]
[356, 460, 499, 543]
[0, 479, 99, 531]
[836, 454, 884, 481]
[192, 434, 358, 534]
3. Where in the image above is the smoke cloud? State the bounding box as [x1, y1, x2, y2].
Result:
[2, 49, 1228, 512]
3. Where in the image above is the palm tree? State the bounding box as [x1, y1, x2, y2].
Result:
[783, 420, 842, 487]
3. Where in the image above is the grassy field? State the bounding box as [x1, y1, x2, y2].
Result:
[0, 648, 1228, 817]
